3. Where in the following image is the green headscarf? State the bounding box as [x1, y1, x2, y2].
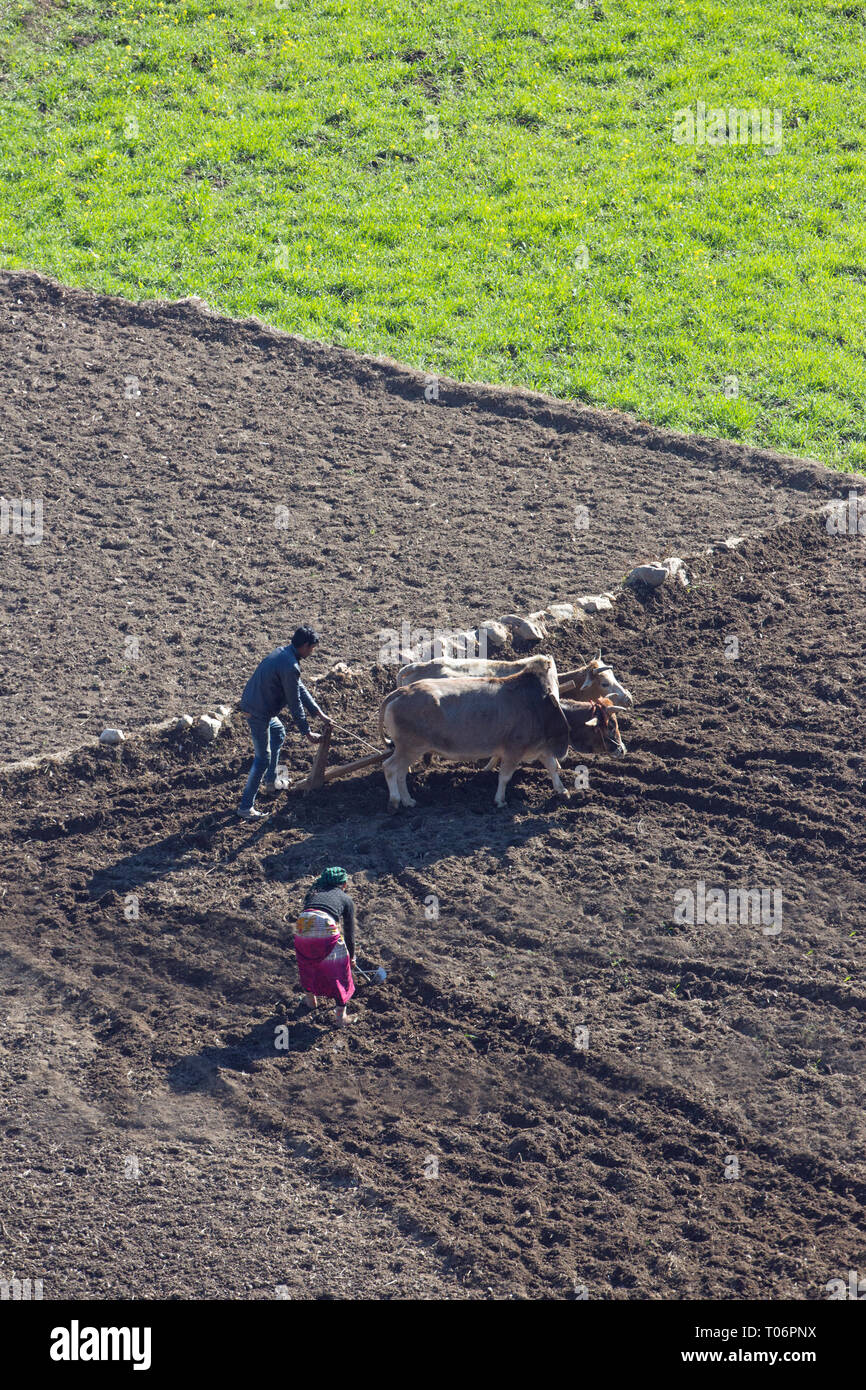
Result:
[312, 866, 348, 891]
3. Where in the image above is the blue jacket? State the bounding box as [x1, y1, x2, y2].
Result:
[240, 644, 323, 733]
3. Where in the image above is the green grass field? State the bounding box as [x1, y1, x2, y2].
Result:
[1, 0, 864, 467]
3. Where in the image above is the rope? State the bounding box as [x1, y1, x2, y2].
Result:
[326, 719, 383, 756]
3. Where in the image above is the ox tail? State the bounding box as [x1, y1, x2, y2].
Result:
[377, 687, 407, 747]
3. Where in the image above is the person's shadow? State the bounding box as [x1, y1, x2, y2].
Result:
[87, 809, 272, 898]
[167, 1006, 324, 1095]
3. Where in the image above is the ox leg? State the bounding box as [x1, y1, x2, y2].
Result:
[494, 756, 519, 808]
[383, 753, 403, 811]
[542, 752, 568, 796]
[396, 765, 416, 808]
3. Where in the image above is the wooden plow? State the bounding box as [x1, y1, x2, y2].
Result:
[294, 723, 389, 792]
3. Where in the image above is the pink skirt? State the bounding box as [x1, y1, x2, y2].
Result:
[294, 933, 355, 1004]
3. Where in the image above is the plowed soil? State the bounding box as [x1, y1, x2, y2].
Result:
[1, 272, 864, 1300]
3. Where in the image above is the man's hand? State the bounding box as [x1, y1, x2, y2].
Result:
[306, 731, 321, 744]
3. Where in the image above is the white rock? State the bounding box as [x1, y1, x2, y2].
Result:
[724, 536, 745, 549]
[478, 621, 508, 648]
[216, 704, 232, 719]
[441, 630, 479, 658]
[575, 594, 614, 613]
[545, 603, 576, 623]
[626, 565, 668, 588]
[195, 715, 222, 742]
[99, 727, 125, 745]
[498, 614, 546, 642]
[663, 557, 690, 587]
[175, 715, 194, 730]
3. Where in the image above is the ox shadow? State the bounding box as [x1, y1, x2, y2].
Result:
[262, 765, 572, 884]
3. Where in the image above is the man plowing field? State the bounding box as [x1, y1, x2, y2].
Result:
[236, 625, 332, 819]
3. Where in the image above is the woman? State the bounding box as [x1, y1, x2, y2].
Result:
[293, 866, 357, 1027]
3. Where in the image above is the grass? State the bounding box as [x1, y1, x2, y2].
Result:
[0, 0, 864, 468]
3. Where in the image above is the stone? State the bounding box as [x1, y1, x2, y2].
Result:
[195, 715, 222, 742]
[527, 610, 551, 630]
[440, 630, 479, 658]
[626, 565, 668, 588]
[663, 557, 690, 587]
[216, 704, 233, 719]
[498, 614, 546, 642]
[175, 715, 194, 731]
[544, 603, 576, 623]
[478, 621, 508, 649]
[575, 594, 614, 613]
[99, 728, 125, 745]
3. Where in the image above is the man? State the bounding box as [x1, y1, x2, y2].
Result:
[237, 625, 331, 819]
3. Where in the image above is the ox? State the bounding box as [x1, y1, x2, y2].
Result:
[397, 654, 560, 697]
[398, 653, 633, 709]
[378, 655, 568, 809]
[561, 698, 627, 758]
[558, 653, 633, 709]
[481, 655, 632, 771]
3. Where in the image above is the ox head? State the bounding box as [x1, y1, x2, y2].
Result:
[577, 651, 634, 709]
[563, 697, 627, 757]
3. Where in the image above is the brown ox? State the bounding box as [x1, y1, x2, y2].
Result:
[483, 658, 632, 771]
[561, 698, 627, 758]
[378, 655, 568, 809]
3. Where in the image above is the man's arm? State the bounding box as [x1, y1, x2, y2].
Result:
[299, 681, 325, 720]
[280, 659, 311, 735]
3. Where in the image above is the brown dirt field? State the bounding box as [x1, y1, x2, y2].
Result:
[1, 272, 864, 1300]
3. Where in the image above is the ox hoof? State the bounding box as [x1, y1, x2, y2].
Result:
[401, 797, 417, 808]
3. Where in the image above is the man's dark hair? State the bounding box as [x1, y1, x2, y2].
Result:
[292, 626, 320, 650]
